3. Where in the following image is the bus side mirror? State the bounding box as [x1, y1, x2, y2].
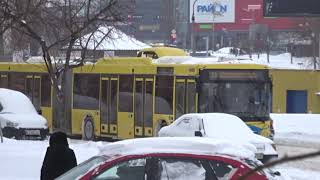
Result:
[37, 109, 42, 115]
[195, 131, 203, 137]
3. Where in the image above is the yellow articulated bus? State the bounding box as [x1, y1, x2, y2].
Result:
[70, 47, 273, 140]
[0, 63, 53, 130]
[0, 47, 273, 140]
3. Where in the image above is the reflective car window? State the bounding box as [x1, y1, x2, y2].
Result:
[176, 117, 200, 131]
[93, 158, 146, 180]
[156, 158, 217, 180]
[56, 156, 106, 180]
[189, 118, 201, 131]
[209, 160, 238, 180]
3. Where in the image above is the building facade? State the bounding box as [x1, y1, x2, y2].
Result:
[128, 0, 308, 53]
[188, 0, 306, 52]
[121, 0, 174, 44]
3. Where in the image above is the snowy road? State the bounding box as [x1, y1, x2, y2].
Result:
[273, 135, 320, 180]
[277, 143, 320, 172]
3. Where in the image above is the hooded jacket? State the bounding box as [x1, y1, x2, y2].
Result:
[41, 131, 77, 180]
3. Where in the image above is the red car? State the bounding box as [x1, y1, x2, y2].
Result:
[57, 137, 279, 180]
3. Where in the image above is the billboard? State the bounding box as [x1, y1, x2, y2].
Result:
[264, 0, 320, 17]
[190, 0, 235, 23]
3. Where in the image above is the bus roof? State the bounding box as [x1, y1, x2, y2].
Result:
[0, 62, 47, 72]
[96, 57, 152, 65]
[139, 47, 187, 57]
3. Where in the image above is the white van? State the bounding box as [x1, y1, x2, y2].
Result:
[0, 88, 48, 140]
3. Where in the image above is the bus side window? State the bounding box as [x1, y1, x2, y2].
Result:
[155, 76, 173, 115]
[0, 75, 8, 88]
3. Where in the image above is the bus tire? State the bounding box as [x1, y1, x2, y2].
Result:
[83, 117, 95, 141]
[154, 120, 167, 137]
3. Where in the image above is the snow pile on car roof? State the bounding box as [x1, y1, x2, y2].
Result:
[98, 137, 256, 160]
[0, 88, 37, 114]
[193, 113, 273, 143]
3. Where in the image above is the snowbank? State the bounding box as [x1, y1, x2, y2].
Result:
[0, 138, 101, 180]
[271, 113, 320, 144]
[272, 114, 320, 136]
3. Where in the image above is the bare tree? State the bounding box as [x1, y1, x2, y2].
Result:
[0, 0, 134, 132]
[298, 18, 320, 69]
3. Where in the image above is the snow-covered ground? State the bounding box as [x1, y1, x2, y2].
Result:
[0, 113, 320, 180]
[271, 114, 320, 180]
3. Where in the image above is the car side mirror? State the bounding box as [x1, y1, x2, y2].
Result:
[37, 109, 42, 115]
[195, 131, 203, 137]
[273, 171, 281, 176]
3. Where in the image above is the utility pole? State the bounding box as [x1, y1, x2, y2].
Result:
[318, 33, 320, 69]
[0, 120, 3, 143]
[204, 37, 209, 56]
[191, 0, 198, 55]
[312, 33, 317, 70]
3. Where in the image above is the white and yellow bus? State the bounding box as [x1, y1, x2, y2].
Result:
[0, 47, 273, 140]
[70, 47, 273, 140]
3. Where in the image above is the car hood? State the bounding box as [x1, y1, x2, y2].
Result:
[205, 128, 276, 155]
[0, 113, 47, 129]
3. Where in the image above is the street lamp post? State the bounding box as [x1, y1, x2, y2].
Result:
[312, 33, 317, 70]
[0, 120, 3, 143]
[191, 0, 198, 54]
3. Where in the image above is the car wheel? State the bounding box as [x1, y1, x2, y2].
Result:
[2, 128, 14, 138]
[83, 117, 95, 141]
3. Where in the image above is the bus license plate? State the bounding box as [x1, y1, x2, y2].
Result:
[25, 130, 40, 135]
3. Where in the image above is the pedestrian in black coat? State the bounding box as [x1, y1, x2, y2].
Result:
[41, 131, 77, 180]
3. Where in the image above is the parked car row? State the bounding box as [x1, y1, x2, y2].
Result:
[0, 88, 280, 179]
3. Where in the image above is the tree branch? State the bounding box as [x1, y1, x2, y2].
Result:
[239, 150, 320, 180]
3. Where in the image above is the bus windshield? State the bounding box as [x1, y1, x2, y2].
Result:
[198, 70, 271, 121]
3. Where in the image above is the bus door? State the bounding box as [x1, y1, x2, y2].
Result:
[186, 79, 197, 114]
[33, 76, 41, 110]
[0, 74, 8, 88]
[175, 78, 197, 119]
[100, 77, 119, 137]
[100, 77, 110, 136]
[26, 75, 41, 110]
[118, 75, 134, 139]
[134, 78, 154, 137]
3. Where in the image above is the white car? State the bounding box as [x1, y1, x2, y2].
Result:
[159, 113, 278, 162]
[0, 88, 48, 140]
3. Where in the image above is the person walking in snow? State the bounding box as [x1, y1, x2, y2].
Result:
[41, 131, 77, 180]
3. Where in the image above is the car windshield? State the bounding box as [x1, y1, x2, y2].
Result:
[202, 114, 254, 140]
[56, 156, 106, 180]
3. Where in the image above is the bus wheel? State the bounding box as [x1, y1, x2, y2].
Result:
[154, 120, 167, 137]
[83, 117, 95, 141]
